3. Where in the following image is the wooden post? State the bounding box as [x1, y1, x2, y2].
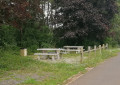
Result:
[20, 48, 27, 56]
[88, 46, 91, 57]
[80, 47, 84, 63]
[99, 45, 102, 54]
[94, 45, 97, 56]
[56, 49, 60, 60]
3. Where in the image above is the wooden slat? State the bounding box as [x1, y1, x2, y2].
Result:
[34, 53, 58, 56]
[65, 50, 81, 51]
[64, 46, 83, 48]
[37, 48, 65, 51]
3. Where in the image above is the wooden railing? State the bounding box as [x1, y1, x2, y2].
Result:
[80, 43, 108, 63]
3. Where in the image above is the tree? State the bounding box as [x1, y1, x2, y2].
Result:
[53, 0, 118, 46]
[0, 0, 54, 49]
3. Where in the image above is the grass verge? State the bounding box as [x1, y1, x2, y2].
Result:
[0, 48, 120, 85]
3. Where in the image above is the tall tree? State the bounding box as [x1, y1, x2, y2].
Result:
[53, 0, 118, 46]
[0, 0, 45, 28]
[0, 0, 45, 47]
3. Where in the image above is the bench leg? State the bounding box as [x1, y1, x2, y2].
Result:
[52, 56, 55, 61]
[60, 53, 62, 59]
[38, 56, 40, 60]
[57, 55, 60, 60]
[67, 48, 70, 53]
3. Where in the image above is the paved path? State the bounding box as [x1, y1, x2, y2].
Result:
[69, 53, 120, 85]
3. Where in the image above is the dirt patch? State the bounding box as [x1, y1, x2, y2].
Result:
[0, 79, 20, 85]
[85, 67, 94, 71]
[0, 71, 52, 85]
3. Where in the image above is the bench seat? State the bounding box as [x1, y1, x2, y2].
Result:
[34, 53, 58, 56]
[34, 53, 59, 60]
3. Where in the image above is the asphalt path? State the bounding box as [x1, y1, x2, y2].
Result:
[69, 53, 120, 85]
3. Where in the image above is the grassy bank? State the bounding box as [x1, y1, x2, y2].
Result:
[0, 48, 120, 85]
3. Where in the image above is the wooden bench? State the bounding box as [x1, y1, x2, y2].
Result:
[36, 48, 65, 60]
[34, 53, 59, 61]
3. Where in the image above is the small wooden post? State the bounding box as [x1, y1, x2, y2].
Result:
[94, 45, 97, 56]
[56, 50, 60, 60]
[20, 48, 27, 56]
[80, 47, 84, 63]
[88, 46, 91, 57]
[99, 45, 102, 54]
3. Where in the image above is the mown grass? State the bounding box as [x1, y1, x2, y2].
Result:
[0, 48, 120, 85]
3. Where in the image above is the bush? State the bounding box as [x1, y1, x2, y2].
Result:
[0, 23, 55, 52]
[104, 37, 119, 47]
[0, 25, 17, 49]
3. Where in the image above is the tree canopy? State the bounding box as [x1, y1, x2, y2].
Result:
[53, 0, 118, 46]
[0, 0, 54, 49]
[0, 0, 44, 29]
[0, 0, 119, 49]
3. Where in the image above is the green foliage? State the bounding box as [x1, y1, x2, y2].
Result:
[0, 50, 34, 71]
[0, 25, 17, 49]
[0, 0, 55, 51]
[104, 37, 119, 47]
[107, 5, 120, 47]
[22, 78, 38, 84]
[19, 24, 54, 50]
[82, 39, 100, 49]
[20, 24, 54, 53]
[0, 22, 54, 52]
[53, 0, 118, 47]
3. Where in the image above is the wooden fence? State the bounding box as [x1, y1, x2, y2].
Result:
[80, 43, 109, 63]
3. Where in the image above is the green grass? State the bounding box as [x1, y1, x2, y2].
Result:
[62, 52, 80, 58]
[0, 48, 120, 85]
[22, 78, 38, 84]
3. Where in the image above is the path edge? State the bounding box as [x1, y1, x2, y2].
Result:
[63, 67, 94, 85]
